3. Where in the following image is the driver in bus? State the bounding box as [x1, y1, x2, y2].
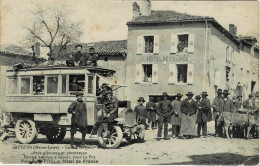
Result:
[94, 91, 119, 137]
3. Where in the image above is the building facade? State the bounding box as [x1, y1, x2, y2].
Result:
[125, 1, 259, 106]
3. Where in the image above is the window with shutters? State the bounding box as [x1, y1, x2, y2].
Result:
[144, 36, 154, 53]
[142, 64, 153, 83]
[177, 35, 189, 53]
[176, 64, 188, 83]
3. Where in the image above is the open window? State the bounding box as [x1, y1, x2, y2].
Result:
[33, 76, 44, 95]
[7, 77, 18, 95]
[47, 76, 58, 94]
[144, 36, 154, 53]
[142, 64, 152, 83]
[176, 64, 187, 83]
[177, 35, 188, 52]
[69, 75, 85, 95]
[21, 77, 31, 94]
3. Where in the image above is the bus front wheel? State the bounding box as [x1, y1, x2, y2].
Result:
[15, 120, 38, 144]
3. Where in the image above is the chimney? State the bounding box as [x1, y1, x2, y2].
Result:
[35, 42, 41, 57]
[141, 0, 151, 16]
[133, 2, 140, 19]
[229, 24, 237, 36]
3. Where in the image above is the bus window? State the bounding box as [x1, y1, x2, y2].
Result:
[61, 75, 67, 94]
[7, 77, 18, 94]
[47, 77, 58, 94]
[33, 76, 44, 95]
[21, 77, 30, 94]
[88, 75, 94, 94]
[69, 75, 85, 95]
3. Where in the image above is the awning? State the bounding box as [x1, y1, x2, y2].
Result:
[97, 74, 127, 90]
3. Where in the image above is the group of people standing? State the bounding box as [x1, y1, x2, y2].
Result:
[134, 89, 256, 140]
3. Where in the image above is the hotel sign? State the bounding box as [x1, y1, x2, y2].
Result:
[146, 54, 188, 62]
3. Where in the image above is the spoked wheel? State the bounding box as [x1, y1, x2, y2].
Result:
[97, 124, 123, 149]
[46, 126, 66, 143]
[136, 124, 145, 142]
[15, 120, 38, 144]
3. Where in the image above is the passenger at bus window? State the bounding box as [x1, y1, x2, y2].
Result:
[69, 76, 84, 91]
[33, 78, 44, 94]
[85, 47, 99, 67]
[47, 77, 58, 93]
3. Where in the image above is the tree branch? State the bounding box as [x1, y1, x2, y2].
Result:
[25, 26, 48, 47]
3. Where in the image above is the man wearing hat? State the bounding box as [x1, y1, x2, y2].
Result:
[146, 96, 157, 129]
[85, 47, 99, 67]
[223, 90, 233, 113]
[197, 92, 211, 138]
[156, 92, 174, 140]
[66, 44, 86, 67]
[212, 89, 224, 137]
[180, 92, 197, 139]
[134, 97, 148, 129]
[68, 92, 88, 148]
[243, 94, 255, 110]
[97, 83, 112, 103]
[171, 93, 183, 138]
[94, 91, 119, 137]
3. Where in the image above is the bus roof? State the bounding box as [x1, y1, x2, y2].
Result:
[6, 65, 116, 76]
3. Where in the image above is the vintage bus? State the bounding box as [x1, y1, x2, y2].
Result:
[1, 65, 145, 148]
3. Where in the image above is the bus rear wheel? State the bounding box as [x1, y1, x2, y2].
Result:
[15, 120, 38, 144]
[46, 126, 66, 143]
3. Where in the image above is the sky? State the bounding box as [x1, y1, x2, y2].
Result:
[0, 0, 259, 48]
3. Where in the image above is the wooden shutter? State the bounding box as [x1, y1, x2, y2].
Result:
[187, 64, 194, 84]
[153, 35, 159, 54]
[188, 34, 195, 53]
[135, 64, 142, 84]
[170, 34, 178, 54]
[214, 70, 221, 87]
[152, 64, 158, 84]
[168, 64, 177, 84]
[136, 36, 143, 55]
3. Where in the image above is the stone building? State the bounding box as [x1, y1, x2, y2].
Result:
[125, 0, 259, 106]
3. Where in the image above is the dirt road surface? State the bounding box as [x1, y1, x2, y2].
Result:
[0, 122, 259, 165]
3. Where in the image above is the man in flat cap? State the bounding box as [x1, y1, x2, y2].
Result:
[180, 92, 197, 139]
[212, 89, 224, 137]
[68, 92, 87, 148]
[146, 96, 157, 130]
[171, 93, 183, 138]
[197, 92, 211, 138]
[243, 94, 256, 110]
[157, 92, 175, 140]
[85, 47, 99, 67]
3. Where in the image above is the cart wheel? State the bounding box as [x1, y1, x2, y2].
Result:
[136, 124, 145, 142]
[46, 127, 66, 143]
[97, 125, 123, 149]
[15, 120, 38, 144]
